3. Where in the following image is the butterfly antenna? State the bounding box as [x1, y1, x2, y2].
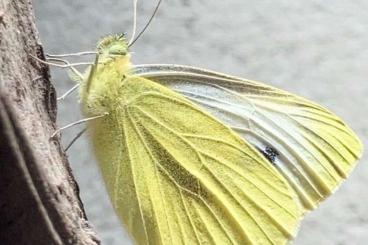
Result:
[128, 0, 163, 47]
[127, 0, 139, 46]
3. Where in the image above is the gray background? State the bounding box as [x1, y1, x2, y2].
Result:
[33, 1, 368, 244]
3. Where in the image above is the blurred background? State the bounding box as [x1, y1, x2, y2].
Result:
[33, 1, 368, 244]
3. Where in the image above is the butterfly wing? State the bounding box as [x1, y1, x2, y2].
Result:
[90, 76, 301, 245]
[133, 64, 363, 212]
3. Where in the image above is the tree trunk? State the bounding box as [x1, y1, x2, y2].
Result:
[0, 0, 99, 244]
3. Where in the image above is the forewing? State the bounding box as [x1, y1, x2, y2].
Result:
[90, 76, 301, 245]
[134, 64, 363, 211]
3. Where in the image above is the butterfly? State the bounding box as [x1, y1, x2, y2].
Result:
[64, 33, 361, 245]
[37, 1, 363, 244]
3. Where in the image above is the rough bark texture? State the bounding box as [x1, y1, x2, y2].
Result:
[0, 0, 99, 244]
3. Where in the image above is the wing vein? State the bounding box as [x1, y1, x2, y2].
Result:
[121, 109, 150, 244]
[126, 108, 175, 245]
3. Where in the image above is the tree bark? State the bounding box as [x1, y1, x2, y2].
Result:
[0, 0, 99, 244]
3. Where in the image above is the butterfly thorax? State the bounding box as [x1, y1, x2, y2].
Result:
[79, 34, 131, 117]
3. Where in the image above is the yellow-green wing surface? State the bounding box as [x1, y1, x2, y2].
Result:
[86, 76, 301, 245]
[134, 64, 363, 212]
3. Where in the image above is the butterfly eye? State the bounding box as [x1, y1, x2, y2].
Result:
[108, 45, 127, 56]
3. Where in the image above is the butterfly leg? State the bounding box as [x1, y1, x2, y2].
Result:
[45, 51, 97, 58]
[46, 57, 85, 100]
[29, 54, 93, 69]
[29, 54, 89, 100]
[50, 113, 108, 139]
[64, 127, 88, 151]
[57, 84, 80, 101]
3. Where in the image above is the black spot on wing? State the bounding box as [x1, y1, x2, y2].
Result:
[258, 146, 279, 164]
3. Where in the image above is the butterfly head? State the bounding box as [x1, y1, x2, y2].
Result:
[80, 34, 131, 116]
[97, 33, 129, 61]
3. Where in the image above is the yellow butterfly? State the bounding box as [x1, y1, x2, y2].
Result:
[70, 33, 361, 245]
[43, 2, 362, 244]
